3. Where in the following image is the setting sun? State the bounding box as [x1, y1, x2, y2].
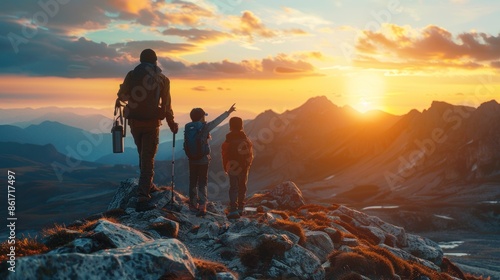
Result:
[347, 72, 386, 113]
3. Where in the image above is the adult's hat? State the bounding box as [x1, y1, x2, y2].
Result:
[140, 49, 157, 63]
[229, 117, 243, 131]
[190, 108, 208, 121]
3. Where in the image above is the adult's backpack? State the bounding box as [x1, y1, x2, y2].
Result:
[124, 65, 163, 121]
[184, 122, 210, 160]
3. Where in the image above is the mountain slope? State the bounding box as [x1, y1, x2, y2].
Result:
[1, 179, 494, 280]
[0, 121, 118, 161]
[167, 97, 500, 209]
[0, 142, 133, 236]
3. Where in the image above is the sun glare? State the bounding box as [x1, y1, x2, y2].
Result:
[347, 72, 386, 113]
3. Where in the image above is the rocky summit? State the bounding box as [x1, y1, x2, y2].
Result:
[0, 179, 490, 280]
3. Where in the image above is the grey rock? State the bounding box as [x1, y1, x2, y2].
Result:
[107, 178, 186, 211]
[341, 237, 359, 247]
[149, 217, 179, 238]
[216, 272, 237, 280]
[304, 231, 335, 262]
[261, 212, 283, 223]
[379, 222, 407, 247]
[403, 233, 443, 266]
[269, 181, 306, 210]
[259, 234, 295, 251]
[337, 245, 354, 253]
[361, 225, 386, 244]
[288, 216, 303, 223]
[107, 178, 138, 210]
[379, 244, 440, 271]
[219, 220, 277, 249]
[92, 219, 151, 248]
[48, 238, 98, 255]
[282, 245, 325, 280]
[9, 239, 196, 280]
[188, 221, 221, 240]
[332, 205, 407, 247]
[328, 223, 349, 234]
[71, 238, 96, 253]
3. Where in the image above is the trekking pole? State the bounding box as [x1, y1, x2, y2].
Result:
[170, 132, 176, 205]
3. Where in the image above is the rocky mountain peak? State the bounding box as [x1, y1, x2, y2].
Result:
[293, 95, 339, 115]
[475, 99, 500, 116]
[1, 178, 483, 280]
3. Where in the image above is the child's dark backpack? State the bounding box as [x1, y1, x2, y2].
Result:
[227, 137, 253, 170]
[184, 122, 210, 160]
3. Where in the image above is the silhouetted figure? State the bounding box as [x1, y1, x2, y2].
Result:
[222, 117, 253, 219]
[184, 104, 236, 216]
[117, 49, 179, 212]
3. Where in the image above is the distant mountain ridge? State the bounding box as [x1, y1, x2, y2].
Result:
[193, 96, 500, 207]
[0, 121, 117, 162]
[0, 142, 64, 168]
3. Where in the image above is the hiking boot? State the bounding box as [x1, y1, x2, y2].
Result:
[189, 203, 199, 212]
[227, 210, 240, 220]
[196, 203, 207, 217]
[238, 208, 245, 216]
[136, 201, 156, 212]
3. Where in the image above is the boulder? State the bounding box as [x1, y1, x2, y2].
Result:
[379, 244, 440, 271]
[150, 216, 180, 238]
[107, 178, 185, 211]
[92, 219, 151, 248]
[219, 220, 286, 249]
[48, 238, 98, 255]
[280, 245, 325, 279]
[9, 239, 196, 280]
[188, 221, 221, 240]
[360, 225, 386, 244]
[237, 233, 324, 280]
[304, 231, 335, 262]
[331, 205, 407, 247]
[269, 181, 306, 210]
[403, 234, 443, 266]
[107, 178, 139, 210]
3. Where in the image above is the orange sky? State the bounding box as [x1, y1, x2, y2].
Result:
[1, 1, 500, 116]
[1, 73, 499, 116]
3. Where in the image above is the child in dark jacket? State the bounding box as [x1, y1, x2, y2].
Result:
[221, 117, 253, 219]
[185, 104, 235, 217]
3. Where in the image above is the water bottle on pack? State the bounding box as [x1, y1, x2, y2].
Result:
[112, 100, 126, 153]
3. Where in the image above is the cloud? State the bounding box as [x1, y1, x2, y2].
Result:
[135, 0, 213, 27]
[160, 53, 321, 79]
[191, 86, 208, 91]
[224, 10, 310, 44]
[276, 7, 331, 30]
[284, 28, 309, 36]
[262, 53, 315, 74]
[355, 24, 500, 71]
[491, 61, 500, 69]
[110, 40, 202, 56]
[0, 19, 133, 78]
[0, 16, 322, 79]
[0, 0, 215, 36]
[231, 11, 277, 39]
[162, 28, 232, 43]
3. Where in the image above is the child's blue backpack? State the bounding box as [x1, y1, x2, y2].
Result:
[184, 122, 210, 160]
